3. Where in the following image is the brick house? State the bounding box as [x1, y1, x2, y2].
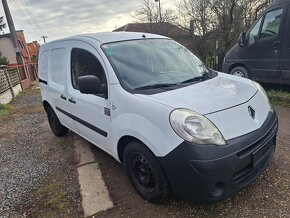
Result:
[0, 30, 37, 88]
[27, 41, 40, 62]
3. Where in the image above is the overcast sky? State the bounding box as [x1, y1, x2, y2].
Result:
[0, 0, 179, 43]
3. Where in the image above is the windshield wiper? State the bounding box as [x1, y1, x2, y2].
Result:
[135, 83, 178, 90]
[180, 72, 213, 84]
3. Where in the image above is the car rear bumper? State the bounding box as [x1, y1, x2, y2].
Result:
[158, 110, 278, 202]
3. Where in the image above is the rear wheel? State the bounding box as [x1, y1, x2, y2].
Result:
[230, 66, 249, 78]
[124, 141, 169, 203]
[46, 106, 68, 137]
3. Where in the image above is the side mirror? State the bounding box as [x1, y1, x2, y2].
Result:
[79, 75, 102, 95]
[238, 32, 248, 47]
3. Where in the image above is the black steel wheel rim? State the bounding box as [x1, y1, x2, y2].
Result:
[131, 153, 156, 193]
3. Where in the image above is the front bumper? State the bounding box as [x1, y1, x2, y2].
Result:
[159, 111, 278, 202]
[222, 62, 231, 73]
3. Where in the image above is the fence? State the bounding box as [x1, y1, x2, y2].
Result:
[0, 67, 22, 104]
[10, 62, 38, 89]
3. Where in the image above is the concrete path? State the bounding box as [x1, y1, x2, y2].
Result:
[74, 135, 113, 217]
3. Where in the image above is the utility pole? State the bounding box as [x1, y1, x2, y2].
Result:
[1, 0, 28, 88]
[215, 40, 219, 71]
[41, 35, 48, 43]
[155, 0, 162, 23]
[2, 0, 21, 54]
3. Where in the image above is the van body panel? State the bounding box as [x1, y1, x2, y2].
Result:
[138, 73, 271, 141]
[205, 90, 270, 140]
[280, 2, 290, 80]
[109, 85, 183, 159]
[139, 73, 257, 116]
[64, 40, 112, 154]
[223, 0, 290, 84]
[39, 32, 277, 202]
[39, 42, 78, 132]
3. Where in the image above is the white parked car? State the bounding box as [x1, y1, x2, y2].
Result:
[38, 32, 278, 202]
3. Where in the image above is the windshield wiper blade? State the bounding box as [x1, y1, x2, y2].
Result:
[180, 72, 212, 84]
[135, 83, 178, 90]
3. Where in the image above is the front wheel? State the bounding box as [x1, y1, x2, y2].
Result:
[230, 66, 249, 78]
[124, 141, 170, 203]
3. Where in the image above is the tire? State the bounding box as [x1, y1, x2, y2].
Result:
[46, 106, 68, 137]
[230, 66, 249, 78]
[124, 141, 170, 203]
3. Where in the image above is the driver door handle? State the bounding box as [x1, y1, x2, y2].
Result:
[273, 41, 280, 49]
[68, 98, 76, 104]
[60, 94, 67, 100]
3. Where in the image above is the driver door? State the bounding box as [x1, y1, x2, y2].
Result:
[246, 5, 286, 81]
[66, 40, 112, 154]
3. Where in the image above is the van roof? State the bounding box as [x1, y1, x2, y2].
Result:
[271, 0, 289, 7]
[46, 32, 168, 45]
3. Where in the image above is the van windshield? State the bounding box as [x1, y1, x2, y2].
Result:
[102, 39, 213, 91]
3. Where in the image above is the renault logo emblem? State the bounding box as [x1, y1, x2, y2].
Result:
[248, 106, 255, 119]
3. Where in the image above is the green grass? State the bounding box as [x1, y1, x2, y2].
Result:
[0, 104, 12, 118]
[267, 90, 290, 107]
[33, 183, 68, 210]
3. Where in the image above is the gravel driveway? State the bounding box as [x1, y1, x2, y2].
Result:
[0, 89, 83, 217]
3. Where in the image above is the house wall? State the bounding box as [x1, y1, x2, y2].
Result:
[16, 31, 31, 61]
[0, 38, 17, 64]
[27, 41, 40, 60]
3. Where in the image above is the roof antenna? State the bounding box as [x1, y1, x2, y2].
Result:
[142, 34, 146, 39]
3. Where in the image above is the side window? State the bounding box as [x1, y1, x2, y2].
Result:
[71, 48, 107, 96]
[39, 50, 49, 79]
[50, 48, 66, 85]
[260, 9, 283, 39]
[248, 17, 262, 44]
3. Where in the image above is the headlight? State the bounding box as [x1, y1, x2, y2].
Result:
[253, 81, 273, 112]
[170, 109, 226, 146]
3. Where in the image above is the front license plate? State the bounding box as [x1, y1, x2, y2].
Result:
[252, 138, 274, 166]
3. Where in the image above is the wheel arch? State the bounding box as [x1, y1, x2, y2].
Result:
[43, 100, 51, 112]
[228, 63, 251, 78]
[117, 135, 150, 163]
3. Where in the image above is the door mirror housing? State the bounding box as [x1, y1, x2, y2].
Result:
[238, 32, 248, 47]
[79, 75, 102, 95]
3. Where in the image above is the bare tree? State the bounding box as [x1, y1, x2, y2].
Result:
[132, 0, 176, 23]
[177, 0, 216, 62]
[177, 0, 272, 67]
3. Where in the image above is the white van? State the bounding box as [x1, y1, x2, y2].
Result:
[39, 32, 278, 203]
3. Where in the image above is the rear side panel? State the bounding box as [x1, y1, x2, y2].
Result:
[38, 48, 50, 107]
[39, 41, 78, 132]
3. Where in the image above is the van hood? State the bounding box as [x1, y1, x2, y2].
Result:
[138, 73, 258, 115]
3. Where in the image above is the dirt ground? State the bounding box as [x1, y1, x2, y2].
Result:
[0, 89, 83, 217]
[92, 105, 290, 218]
[1, 88, 289, 218]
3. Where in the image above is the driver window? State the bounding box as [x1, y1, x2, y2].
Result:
[248, 17, 262, 45]
[260, 9, 283, 39]
[71, 48, 107, 93]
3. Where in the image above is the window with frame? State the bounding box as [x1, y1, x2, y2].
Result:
[71, 48, 107, 97]
[248, 8, 283, 45]
[260, 9, 283, 39]
[248, 17, 262, 44]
